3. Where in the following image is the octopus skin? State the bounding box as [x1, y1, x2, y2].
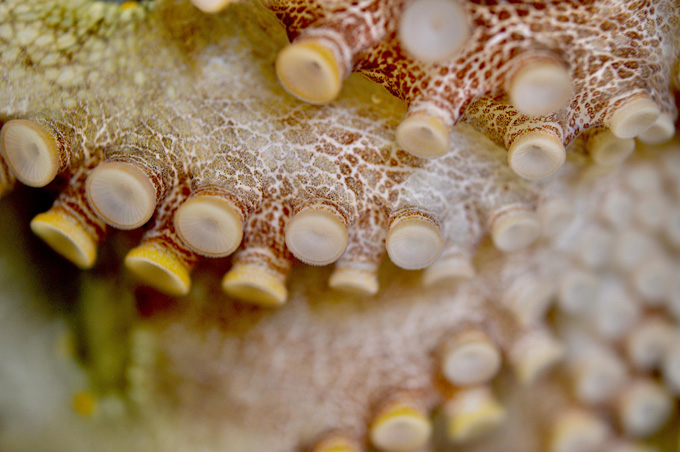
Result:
[266, 0, 680, 175]
[0, 1, 680, 452]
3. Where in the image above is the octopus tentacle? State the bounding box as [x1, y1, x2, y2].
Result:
[1, 1, 680, 452]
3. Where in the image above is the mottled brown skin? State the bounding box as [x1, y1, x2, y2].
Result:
[272, 0, 680, 149]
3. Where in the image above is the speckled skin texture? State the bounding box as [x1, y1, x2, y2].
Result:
[275, 0, 680, 143]
[1, 1, 680, 452]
